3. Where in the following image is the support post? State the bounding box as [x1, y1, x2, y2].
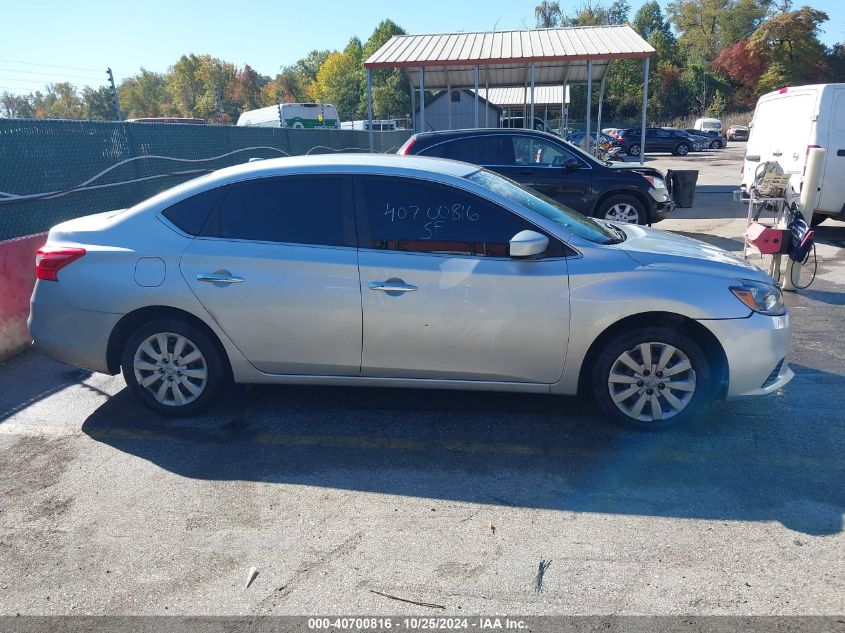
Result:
[410, 83, 416, 132]
[523, 68, 528, 128]
[366, 68, 373, 152]
[419, 67, 425, 133]
[447, 77, 452, 130]
[474, 65, 480, 128]
[530, 63, 536, 128]
[106, 67, 122, 121]
[585, 61, 593, 153]
[485, 72, 490, 127]
[596, 63, 608, 155]
[640, 57, 650, 166]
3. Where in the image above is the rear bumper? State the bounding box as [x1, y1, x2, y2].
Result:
[700, 312, 793, 398]
[28, 281, 121, 374]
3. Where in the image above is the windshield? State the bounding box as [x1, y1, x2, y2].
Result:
[467, 169, 619, 245]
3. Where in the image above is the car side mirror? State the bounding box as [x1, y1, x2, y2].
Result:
[563, 158, 581, 171]
[509, 230, 549, 258]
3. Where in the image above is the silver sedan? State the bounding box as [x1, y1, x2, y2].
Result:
[29, 154, 792, 428]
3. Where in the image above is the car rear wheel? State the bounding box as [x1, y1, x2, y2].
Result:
[121, 319, 224, 416]
[591, 327, 714, 429]
[675, 143, 690, 156]
[627, 144, 641, 157]
[596, 194, 646, 225]
[710, 140, 720, 149]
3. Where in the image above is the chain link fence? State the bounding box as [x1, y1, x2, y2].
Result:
[0, 119, 412, 240]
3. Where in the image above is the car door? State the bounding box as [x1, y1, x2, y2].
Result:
[654, 128, 673, 152]
[494, 135, 593, 212]
[179, 175, 363, 375]
[355, 174, 570, 384]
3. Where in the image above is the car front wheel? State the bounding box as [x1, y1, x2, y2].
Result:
[596, 195, 646, 224]
[675, 143, 690, 156]
[591, 327, 714, 429]
[710, 140, 720, 149]
[627, 144, 641, 157]
[121, 319, 224, 416]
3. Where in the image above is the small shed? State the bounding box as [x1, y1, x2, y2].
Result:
[414, 90, 501, 132]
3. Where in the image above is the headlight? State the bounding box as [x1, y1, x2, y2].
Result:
[643, 175, 667, 190]
[730, 280, 786, 316]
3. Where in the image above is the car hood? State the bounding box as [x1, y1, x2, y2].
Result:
[612, 223, 773, 283]
[607, 163, 664, 178]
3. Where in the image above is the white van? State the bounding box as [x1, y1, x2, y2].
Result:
[236, 103, 340, 129]
[740, 83, 845, 223]
[693, 117, 723, 133]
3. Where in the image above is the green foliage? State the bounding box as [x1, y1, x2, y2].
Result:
[118, 69, 172, 118]
[748, 6, 829, 86]
[81, 86, 115, 120]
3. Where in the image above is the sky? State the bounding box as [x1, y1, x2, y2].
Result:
[2, 0, 844, 95]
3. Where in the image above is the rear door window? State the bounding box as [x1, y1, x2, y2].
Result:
[161, 187, 225, 235]
[201, 176, 350, 246]
[421, 136, 514, 165]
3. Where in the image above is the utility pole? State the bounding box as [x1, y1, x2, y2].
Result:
[106, 67, 122, 121]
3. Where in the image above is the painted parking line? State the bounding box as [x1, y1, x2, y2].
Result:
[1, 422, 841, 472]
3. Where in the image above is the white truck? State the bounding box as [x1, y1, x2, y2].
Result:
[236, 103, 340, 129]
[340, 120, 398, 131]
[740, 83, 845, 224]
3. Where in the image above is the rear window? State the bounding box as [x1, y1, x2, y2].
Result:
[161, 187, 225, 235]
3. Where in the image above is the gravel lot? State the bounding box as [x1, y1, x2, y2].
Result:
[0, 143, 843, 617]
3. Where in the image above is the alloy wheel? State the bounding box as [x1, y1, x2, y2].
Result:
[607, 341, 697, 423]
[603, 203, 640, 224]
[133, 332, 208, 406]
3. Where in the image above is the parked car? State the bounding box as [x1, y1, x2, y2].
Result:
[674, 129, 707, 152]
[726, 124, 749, 141]
[613, 127, 696, 156]
[398, 128, 673, 224]
[29, 154, 793, 428]
[685, 128, 727, 149]
[566, 131, 618, 149]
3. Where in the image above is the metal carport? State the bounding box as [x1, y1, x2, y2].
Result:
[363, 25, 654, 164]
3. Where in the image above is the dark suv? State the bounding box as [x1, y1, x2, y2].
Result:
[614, 127, 696, 157]
[398, 128, 674, 225]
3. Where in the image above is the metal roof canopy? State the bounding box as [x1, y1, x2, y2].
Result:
[476, 86, 569, 107]
[363, 25, 653, 164]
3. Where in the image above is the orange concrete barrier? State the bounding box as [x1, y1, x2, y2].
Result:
[0, 233, 47, 360]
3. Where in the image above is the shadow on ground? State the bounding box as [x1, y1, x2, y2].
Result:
[81, 363, 845, 536]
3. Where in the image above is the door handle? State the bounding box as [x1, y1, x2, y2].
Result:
[369, 281, 417, 293]
[772, 151, 782, 157]
[197, 273, 244, 284]
[837, 149, 845, 157]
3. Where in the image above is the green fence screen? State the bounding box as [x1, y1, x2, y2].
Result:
[0, 119, 413, 240]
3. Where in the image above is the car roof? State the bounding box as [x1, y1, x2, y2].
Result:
[411, 127, 564, 144]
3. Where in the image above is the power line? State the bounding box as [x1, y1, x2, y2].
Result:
[0, 67, 104, 81]
[0, 57, 101, 73]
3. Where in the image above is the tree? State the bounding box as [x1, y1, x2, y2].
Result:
[748, 6, 829, 86]
[1, 92, 35, 118]
[535, 1, 562, 27]
[81, 86, 115, 120]
[829, 43, 845, 83]
[362, 19, 411, 119]
[561, 0, 630, 26]
[667, 0, 769, 62]
[166, 55, 205, 117]
[232, 65, 266, 113]
[40, 83, 85, 119]
[313, 49, 363, 120]
[712, 39, 767, 107]
[119, 69, 173, 118]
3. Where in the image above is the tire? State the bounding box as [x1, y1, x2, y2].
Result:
[710, 140, 720, 149]
[675, 143, 690, 156]
[591, 326, 715, 430]
[627, 144, 641, 157]
[596, 194, 646, 225]
[121, 318, 224, 417]
[292, 121, 305, 129]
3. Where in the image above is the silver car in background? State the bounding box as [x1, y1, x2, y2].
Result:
[29, 154, 793, 428]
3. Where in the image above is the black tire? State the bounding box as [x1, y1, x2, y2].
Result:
[710, 140, 720, 149]
[627, 144, 641, 157]
[590, 326, 715, 430]
[674, 143, 690, 156]
[121, 318, 224, 417]
[595, 194, 646, 225]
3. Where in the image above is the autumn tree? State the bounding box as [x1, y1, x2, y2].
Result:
[711, 39, 767, 106]
[313, 43, 364, 120]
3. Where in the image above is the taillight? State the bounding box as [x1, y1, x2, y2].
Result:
[397, 137, 416, 155]
[35, 247, 86, 281]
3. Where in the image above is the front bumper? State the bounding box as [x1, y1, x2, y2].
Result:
[651, 198, 675, 223]
[29, 281, 121, 374]
[699, 312, 793, 398]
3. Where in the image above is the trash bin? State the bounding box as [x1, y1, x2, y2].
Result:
[669, 169, 699, 208]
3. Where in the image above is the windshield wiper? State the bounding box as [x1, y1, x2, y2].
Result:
[597, 219, 627, 243]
